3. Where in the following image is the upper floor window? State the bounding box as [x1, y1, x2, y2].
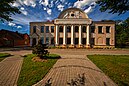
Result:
[82, 26, 86, 33]
[51, 26, 54, 33]
[106, 26, 110, 33]
[67, 26, 71, 33]
[75, 26, 79, 32]
[59, 26, 63, 32]
[46, 26, 49, 33]
[98, 26, 103, 33]
[91, 26, 95, 33]
[41, 26, 44, 33]
[33, 26, 36, 33]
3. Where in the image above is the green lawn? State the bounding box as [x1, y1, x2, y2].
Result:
[0, 53, 11, 61]
[17, 54, 60, 86]
[87, 55, 129, 86]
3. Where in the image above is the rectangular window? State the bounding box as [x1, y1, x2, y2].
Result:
[98, 26, 103, 33]
[91, 38, 95, 45]
[33, 26, 36, 33]
[51, 37, 54, 44]
[106, 26, 110, 33]
[91, 26, 95, 33]
[59, 38, 63, 44]
[67, 38, 71, 44]
[46, 37, 49, 44]
[41, 37, 44, 44]
[106, 38, 110, 45]
[75, 38, 79, 44]
[41, 26, 44, 33]
[51, 26, 54, 33]
[82, 38, 86, 44]
[46, 26, 49, 33]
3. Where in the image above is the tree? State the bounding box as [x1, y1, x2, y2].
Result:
[32, 39, 49, 58]
[0, 0, 21, 22]
[115, 17, 129, 47]
[96, 0, 129, 15]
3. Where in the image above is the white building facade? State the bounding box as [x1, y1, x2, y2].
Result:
[30, 8, 115, 48]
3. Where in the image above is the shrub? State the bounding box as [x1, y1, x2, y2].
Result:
[32, 39, 49, 58]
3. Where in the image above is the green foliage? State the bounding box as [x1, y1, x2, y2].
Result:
[87, 55, 129, 86]
[32, 40, 49, 58]
[0, 53, 11, 61]
[18, 54, 60, 86]
[116, 17, 129, 47]
[96, 0, 129, 15]
[0, 0, 21, 22]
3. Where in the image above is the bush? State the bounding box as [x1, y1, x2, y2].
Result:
[32, 39, 49, 58]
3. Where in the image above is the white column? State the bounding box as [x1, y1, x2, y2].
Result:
[55, 25, 58, 45]
[71, 25, 74, 45]
[87, 25, 90, 45]
[79, 25, 82, 45]
[63, 25, 66, 45]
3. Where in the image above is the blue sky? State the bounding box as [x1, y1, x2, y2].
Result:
[0, 0, 129, 34]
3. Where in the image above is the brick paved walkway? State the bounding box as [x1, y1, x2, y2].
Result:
[34, 55, 117, 86]
[0, 55, 23, 86]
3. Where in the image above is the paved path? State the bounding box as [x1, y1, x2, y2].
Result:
[0, 49, 129, 86]
[34, 54, 117, 86]
[0, 55, 23, 86]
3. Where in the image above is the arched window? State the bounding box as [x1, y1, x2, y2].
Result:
[82, 26, 86, 33]
[59, 26, 63, 32]
[75, 26, 79, 32]
[67, 26, 71, 32]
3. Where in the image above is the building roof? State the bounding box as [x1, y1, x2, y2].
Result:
[0, 29, 25, 40]
[92, 20, 115, 25]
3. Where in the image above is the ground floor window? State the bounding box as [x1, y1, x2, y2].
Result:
[32, 38, 36, 46]
[51, 37, 54, 44]
[41, 37, 44, 44]
[67, 38, 71, 44]
[46, 37, 49, 44]
[106, 38, 110, 45]
[59, 38, 63, 44]
[82, 38, 86, 44]
[91, 38, 95, 45]
[75, 38, 79, 44]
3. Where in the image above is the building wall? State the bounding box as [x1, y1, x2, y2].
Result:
[30, 22, 115, 48]
[30, 22, 55, 46]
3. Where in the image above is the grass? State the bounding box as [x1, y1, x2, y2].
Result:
[0, 53, 11, 61]
[87, 55, 129, 86]
[17, 54, 60, 86]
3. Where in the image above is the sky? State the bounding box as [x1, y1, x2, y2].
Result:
[0, 0, 129, 34]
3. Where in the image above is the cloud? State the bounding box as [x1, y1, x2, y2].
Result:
[11, 0, 36, 7]
[17, 26, 22, 29]
[57, 4, 64, 11]
[8, 22, 16, 26]
[39, 0, 49, 6]
[47, 8, 52, 15]
[20, 7, 28, 15]
[74, 0, 97, 8]
[73, 0, 97, 14]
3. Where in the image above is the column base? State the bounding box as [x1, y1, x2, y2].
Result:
[62, 44, 67, 48]
[79, 44, 83, 48]
[69, 44, 75, 49]
[85, 44, 91, 49]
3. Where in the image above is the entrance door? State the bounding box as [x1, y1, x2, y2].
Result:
[32, 38, 36, 46]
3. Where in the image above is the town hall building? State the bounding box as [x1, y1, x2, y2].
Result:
[30, 8, 115, 48]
